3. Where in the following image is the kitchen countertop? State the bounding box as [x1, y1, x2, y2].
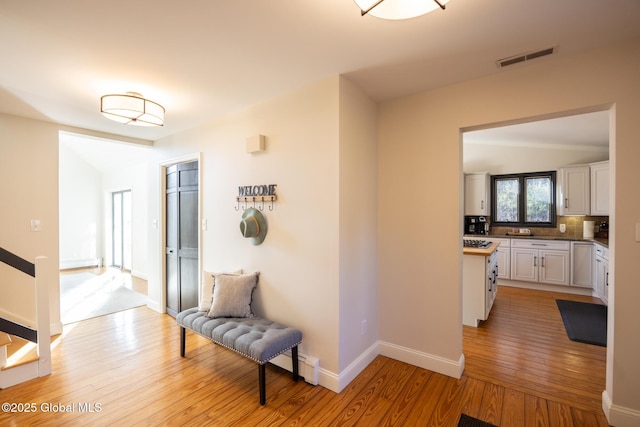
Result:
[464, 234, 608, 248]
[463, 241, 500, 256]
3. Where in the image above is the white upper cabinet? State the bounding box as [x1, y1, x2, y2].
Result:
[464, 172, 490, 215]
[557, 165, 590, 215]
[590, 161, 609, 216]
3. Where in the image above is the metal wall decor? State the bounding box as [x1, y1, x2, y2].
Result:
[235, 184, 278, 211]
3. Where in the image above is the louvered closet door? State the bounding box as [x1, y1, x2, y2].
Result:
[166, 161, 199, 317]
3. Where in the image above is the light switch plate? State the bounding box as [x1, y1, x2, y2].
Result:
[30, 219, 41, 232]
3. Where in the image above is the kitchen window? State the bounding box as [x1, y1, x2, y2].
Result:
[491, 171, 556, 227]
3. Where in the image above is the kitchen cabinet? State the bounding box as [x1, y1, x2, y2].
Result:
[487, 237, 511, 279]
[571, 242, 593, 288]
[557, 165, 590, 215]
[594, 243, 609, 305]
[590, 161, 609, 216]
[511, 240, 570, 286]
[464, 172, 490, 215]
[463, 248, 498, 327]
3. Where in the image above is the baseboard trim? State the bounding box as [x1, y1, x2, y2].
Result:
[602, 390, 640, 427]
[379, 340, 465, 379]
[335, 342, 379, 393]
[60, 258, 101, 270]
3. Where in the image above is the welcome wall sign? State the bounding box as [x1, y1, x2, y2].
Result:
[236, 184, 277, 211]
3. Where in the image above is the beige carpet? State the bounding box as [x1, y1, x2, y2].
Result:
[60, 270, 148, 324]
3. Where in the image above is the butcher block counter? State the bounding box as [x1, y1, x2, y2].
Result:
[463, 241, 499, 256]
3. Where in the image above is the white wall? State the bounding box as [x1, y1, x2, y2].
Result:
[337, 78, 379, 376]
[146, 77, 345, 389]
[0, 114, 61, 333]
[59, 142, 103, 268]
[378, 39, 640, 426]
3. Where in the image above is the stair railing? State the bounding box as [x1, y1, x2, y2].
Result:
[0, 247, 51, 378]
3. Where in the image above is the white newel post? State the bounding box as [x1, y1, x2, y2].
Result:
[34, 256, 52, 377]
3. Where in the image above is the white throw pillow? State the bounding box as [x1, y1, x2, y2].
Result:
[198, 269, 242, 311]
[207, 272, 259, 318]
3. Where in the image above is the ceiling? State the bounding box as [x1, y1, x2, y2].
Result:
[2, 0, 638, 149]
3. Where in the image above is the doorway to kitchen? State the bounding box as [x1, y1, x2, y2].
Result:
[461, 107, 612, 414]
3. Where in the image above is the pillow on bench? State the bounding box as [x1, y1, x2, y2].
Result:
[207, 272, 259, 318]
[198, 269, 243, 311]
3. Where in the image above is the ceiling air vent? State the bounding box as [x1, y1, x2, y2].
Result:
[496, 46, 557, 68]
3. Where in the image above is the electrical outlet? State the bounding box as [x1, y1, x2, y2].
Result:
[361, 319, 367, 335]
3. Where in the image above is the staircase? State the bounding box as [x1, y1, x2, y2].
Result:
[0, 247, 52, 388]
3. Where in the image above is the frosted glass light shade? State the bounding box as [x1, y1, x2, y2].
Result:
[100, 92, 164, 126]
[355, 0, 449, 20]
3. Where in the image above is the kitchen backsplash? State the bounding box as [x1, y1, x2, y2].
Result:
[489, 216, 609, 240]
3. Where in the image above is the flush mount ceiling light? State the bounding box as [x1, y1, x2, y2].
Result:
[355, 0, 449, 19]
[100, 92, 165, 126]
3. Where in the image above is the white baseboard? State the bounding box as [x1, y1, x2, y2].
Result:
[59, 258, 101, 270]
[335, 342, 379, 393]
[131, 270, 148, 280]
[379, 340, 465, 379]
[602, 390, 640, 427]
[498, 279, 592, 296]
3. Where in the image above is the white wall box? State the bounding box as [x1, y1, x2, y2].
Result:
[571, 242, 593, 288]
[464, 172, 490, 216]
[557, 165, 590, 216]
[590, 161, 610, 216]
[510, 239, 570, 286]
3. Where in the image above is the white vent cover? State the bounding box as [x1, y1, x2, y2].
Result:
[496, 46, 557, 68]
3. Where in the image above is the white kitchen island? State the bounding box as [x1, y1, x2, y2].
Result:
[463, 241, 499, 327]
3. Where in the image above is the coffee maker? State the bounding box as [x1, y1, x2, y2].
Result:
[465, 216, 488, 235]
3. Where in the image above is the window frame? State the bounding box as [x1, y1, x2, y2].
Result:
[490, 171, 557, 228]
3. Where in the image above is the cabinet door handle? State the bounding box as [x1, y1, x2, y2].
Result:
[532, 243, 547, 246]
[565, 198, 569, 209]
[534, 256, 537, 267]
[481, 200, 484, 210]
[606, 272, 609, 286]
[541, 256, 545, 268]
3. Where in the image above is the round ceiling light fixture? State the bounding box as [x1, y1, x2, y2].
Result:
[100, 92, 165, 126]
[355, 0, 449, 20]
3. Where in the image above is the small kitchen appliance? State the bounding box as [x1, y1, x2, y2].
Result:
[465, 216, 488, 235]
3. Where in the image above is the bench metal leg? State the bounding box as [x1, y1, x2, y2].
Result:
[292, 345, 299, 382]
[180, 327, 186, 357]
[259, 364, 266, 405]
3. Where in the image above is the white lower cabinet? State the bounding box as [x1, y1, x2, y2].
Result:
[510, 240, 570, 286]
[571, 242, 593, 288]
[487, 238, 511, 279]
[594, 243, 609, 304]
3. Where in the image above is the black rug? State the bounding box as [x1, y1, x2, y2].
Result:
[556, 299, 607, 347]
[458, 413, 498, 427]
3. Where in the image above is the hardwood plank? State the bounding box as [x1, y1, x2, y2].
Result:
[525, 395, 550, 427]
[0, 284, 611, 426]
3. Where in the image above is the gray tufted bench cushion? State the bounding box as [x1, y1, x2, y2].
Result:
[176, 307, 302, 405]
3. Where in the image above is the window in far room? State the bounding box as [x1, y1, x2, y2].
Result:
[491, 171, 556, 228]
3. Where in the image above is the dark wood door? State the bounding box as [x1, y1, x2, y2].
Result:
[166, 161, 199, 317]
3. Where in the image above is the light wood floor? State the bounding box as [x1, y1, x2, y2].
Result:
[0, 286, 608, 426]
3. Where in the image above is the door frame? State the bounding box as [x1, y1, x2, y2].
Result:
[158, 153, 202, 314]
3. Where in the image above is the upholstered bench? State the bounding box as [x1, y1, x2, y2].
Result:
[176, 307, 303, 405]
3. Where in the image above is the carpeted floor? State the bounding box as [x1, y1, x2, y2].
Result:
[60, 270, 148, 324]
